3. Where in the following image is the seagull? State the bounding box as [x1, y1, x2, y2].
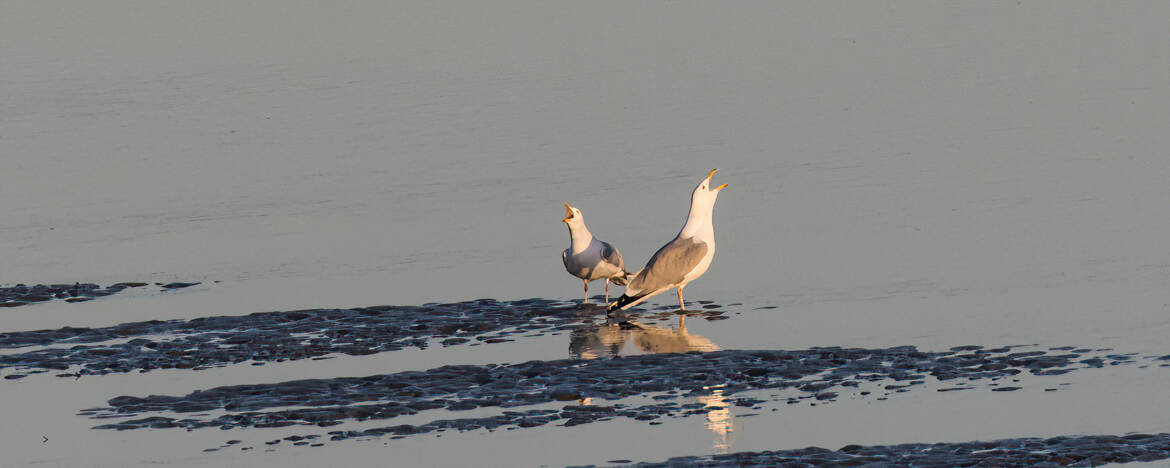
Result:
[562, 203, 631, 303]
[608, 169, 727, 313]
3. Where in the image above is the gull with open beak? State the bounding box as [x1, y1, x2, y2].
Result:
[562, 203, 632, 303]
[608, 169, 727, 313]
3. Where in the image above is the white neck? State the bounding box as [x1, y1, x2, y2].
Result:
[678, 198, 715, 240]
[567, 223, 594, 253]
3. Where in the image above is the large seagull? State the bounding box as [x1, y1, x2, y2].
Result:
[608, 169, 726, 313]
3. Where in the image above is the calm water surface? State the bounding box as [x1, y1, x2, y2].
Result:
[4, 1, 1170, 466]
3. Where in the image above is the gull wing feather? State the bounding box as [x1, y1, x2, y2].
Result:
[625, 237, 707, 296]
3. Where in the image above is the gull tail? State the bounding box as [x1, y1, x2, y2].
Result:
[609, 270, 633, 286]
[607, 293, 643, 313]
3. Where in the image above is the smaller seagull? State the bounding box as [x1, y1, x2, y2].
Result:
[562, 203, 631, 303]
[609, 169, 727, 313]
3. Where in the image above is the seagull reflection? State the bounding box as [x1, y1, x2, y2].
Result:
[567, 321, 630, 360]
[628, 320, 719, 354]
[568, 319, 717, 359]
[568, 318, 734, 452]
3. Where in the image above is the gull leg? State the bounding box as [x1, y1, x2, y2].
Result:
[605, 279, 610, 303]
[583, 279, 590, 304]
[677, 287, 685, 310]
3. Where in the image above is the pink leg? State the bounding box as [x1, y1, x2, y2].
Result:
[583, 279, 589, 304]
[677, 287, 685, 310]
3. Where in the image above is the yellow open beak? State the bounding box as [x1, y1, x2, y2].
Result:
[562, 202, 573, 222]
[706, 169, 726, 190]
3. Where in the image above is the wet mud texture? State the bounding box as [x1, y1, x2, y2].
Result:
[0, 298, 733, 379]
[1, 282, 137, 307]
[619, 433, 1170, 467]
[84, 345, 1158, 444]
[0, 299, 599, 378]
[0, 282, 199, 308]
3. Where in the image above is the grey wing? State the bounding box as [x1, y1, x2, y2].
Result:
[599, 241, 624, 270]
[627, 237, 707, 294]
[600, 241, 629, 285]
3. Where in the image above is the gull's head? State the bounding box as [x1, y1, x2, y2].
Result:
[562, 202, 585, 226]
[691, 168, 728, 205]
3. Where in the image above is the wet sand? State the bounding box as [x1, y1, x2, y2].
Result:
[4, 293, 1170, 466]
[79, 338, 1159, 439]
[625, 433, 1170, 467]
[0, 282, 171, 307]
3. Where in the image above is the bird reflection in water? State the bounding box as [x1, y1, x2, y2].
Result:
[568, 318, 735, 452]
[568, 318, 718, 359]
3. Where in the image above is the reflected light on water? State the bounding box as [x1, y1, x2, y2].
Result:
[698, 385, 735, 453]
[568, 317, 735, 452]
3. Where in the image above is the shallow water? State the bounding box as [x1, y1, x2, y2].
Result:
[4, 1, 1170, 466]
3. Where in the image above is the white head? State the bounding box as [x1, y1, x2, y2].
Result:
[678, 169, 727, 238]
[562, 202, 586, 229]
[690, 168, 728, 210]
